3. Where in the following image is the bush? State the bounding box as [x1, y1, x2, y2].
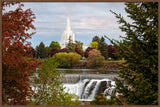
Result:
[96, 56, 105, 68]
[53, 52, 81, 68]
[91, 93, 122, 105]
[87, 49, 105, 68]
[30, 57, 80, 105]
[84, 47, 93, 58]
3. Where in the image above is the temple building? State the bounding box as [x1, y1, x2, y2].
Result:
[60, 14, 75, 49]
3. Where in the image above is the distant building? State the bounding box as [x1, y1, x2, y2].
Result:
[60, 14, 75, 49]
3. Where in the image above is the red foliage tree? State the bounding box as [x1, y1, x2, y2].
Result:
[84, 47, 93, 58]
[2, 2, 41, 105]
[48, 47, 59, 57]
[26, 47, 36, 57]
[59, 48, 66, 52]
[107, 45, 118, 60]
[75, 47, 83, 57]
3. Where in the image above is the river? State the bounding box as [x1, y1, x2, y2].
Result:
[58, 68, 118, 101]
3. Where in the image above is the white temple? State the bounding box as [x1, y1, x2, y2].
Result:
[60, 14, 75, 49]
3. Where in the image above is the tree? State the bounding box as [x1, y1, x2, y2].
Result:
[36, 42, 48, 58]
[92, 35, 100, 43]
[48, 47, 59, 57]
[66, 36, 83, 53]
[2, 2, 40, 105]
[59, 48, 66, 52]
[87, 49, 105, 68]
[89, 41, 98, 49]
[99, 36, 108, 59]
[31, 58, 80, 105]
[84, 47, 93, 58]
[106, 2, 158, 105]
[72, 41, 83, 51]
[26, 47, 36, 58]
[53, 52, 81, 68]
[47, 41, 61, 51]
[66, 36, 73, 52]
[107, 45, 118, 60]
[75, 47, 83, 57]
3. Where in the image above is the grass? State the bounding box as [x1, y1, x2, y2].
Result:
[105, 60, 126, 63]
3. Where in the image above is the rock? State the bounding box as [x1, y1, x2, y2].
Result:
[96, 81, 107, 96]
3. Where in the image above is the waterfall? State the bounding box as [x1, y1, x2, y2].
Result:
[63, 78, 116, 101]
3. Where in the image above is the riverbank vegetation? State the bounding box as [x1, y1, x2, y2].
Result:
[30, 58, 80, 105]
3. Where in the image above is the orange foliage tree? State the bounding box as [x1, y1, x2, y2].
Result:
[2, 2, 40, 105]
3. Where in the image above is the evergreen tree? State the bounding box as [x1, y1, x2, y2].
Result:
[106, 2, 158, 105]
[66, 36, 83, 52]
[99, 36, 108, 59]
[92, 35, 100, 48]
[66, 36, 73, 52]
[36, 42, 48, 58]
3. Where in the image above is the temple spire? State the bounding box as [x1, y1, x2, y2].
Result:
[60, 14, 75, 49]
[66, 13, 71, 31]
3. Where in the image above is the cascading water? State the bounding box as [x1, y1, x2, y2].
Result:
[63, 78, 116, 101]
[61, 69, 118, 101]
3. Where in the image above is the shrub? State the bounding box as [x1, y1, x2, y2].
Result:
[30, 57, 80, 105]
[90, 93, 122, 105]
[53, 52, 81, 68]
[87, 49, 105, 68]
[84, 47, 93, 58]
[96, 56, 105, 68]
[75, 47, 83, 57]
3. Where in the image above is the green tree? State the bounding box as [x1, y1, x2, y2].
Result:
[66, 36, 73, 53]
[72, 41, 83, 51]
[92, 36, 108, 59]
[53, 52, 81, 68]
[89, 41, 98, 49]
[36, 42, 48, 58]
[106, 2, 158, 105]
[99, 36, 108, 60]
[92, 35, 100, 48]
[66, 36, 83, 52]
[30, 58, 80, 105]
[47, 41, 61, 51]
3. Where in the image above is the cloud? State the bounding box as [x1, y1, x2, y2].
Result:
[5, 2, 128, 48]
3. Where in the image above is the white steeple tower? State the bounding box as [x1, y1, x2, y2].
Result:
[60, 14, 75, 49]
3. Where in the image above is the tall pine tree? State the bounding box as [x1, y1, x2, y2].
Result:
[36, 42, 48, 58]
[106, 2, 158, 105]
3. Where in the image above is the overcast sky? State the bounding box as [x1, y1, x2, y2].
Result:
[5, 2, 130, 48]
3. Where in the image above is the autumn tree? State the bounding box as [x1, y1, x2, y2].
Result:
[106, 2, 158, 105]
[2, 2, 40, 105]
[59, 48, 66, 52]
[84, 47, 93, 58]
[87, 49, 105, 68]
[48, 47, 59, 57]
[107, 45, 118, 60]
[36, 42, 48, 58]
[26, 47, 36, 57]
[75, 47, 83, 57]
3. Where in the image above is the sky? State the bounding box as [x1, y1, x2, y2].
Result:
[4, 2, 130, 49]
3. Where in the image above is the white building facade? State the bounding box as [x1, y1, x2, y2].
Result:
[60, 14, 75, 49]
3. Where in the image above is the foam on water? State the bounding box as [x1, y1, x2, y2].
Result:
[63, 78, 116, 101]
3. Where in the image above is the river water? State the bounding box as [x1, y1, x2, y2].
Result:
[59, 69, 118, 101]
